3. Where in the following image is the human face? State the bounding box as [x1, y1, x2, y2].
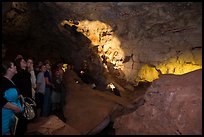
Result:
[45, 63, 51, 70]
[9, 63, 17, 75]
[20, 58, 27, 69]
[55, 70, 60, 77]
[27, 59, 33, 68]
[40, 65, 46, 72]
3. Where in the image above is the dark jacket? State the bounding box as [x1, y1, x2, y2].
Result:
[12, 69, 32, 98]
[1, 76, 17, 107]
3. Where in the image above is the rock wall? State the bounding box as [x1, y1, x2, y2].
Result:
[113, 69, 202, 135]
[2, 2, 202, 87]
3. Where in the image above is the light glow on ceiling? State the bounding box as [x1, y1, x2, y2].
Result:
[61, 19, 125, 71]
[60, 19, 202, 84]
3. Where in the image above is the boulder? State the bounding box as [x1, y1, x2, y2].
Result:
[113, 69, 202, 135]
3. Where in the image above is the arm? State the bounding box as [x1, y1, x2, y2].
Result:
[1, 93, 20, 113]
[45, 77, 54, 88]
[45, 77, 52, 86]
[30, 70, 37, 89]
[44, 71, 53, 87]
[3, 101, 21, 113]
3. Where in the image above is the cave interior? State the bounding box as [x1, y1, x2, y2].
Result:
[2, 2, 202, 135]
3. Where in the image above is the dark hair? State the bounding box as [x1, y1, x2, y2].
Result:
[27, 57, 34, 62]
[52, 66, 60, 77]
[44, 59, 50, 65]
[14, 57, 23, 72]
[2, 60, 13, 75]
[39, 63, 46, 70]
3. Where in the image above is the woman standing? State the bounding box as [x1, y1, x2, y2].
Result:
[12, 57, 32, 135]
[1, 60, 23, 135]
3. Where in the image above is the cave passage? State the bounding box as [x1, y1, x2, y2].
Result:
[2, 2, 202, 135]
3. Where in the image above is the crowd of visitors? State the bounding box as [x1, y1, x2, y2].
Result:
[1, 44, 67, 135]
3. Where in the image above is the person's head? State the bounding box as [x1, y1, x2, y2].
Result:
[53, 68, 60, 78]
[57, 61, 63, 68]
[39, 64, 46, 72]
[44, 60, 51, 71]
[2, 60, 17, 77]
[15, 54, 23, 61]
[14, 57, 27, 71]
[57, 62, 64, 74]
[35, 61, 43, 71]
[27, 58, 34, 70]
[37, 61, 43, 66]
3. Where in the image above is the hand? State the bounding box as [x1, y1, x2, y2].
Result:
[14, 106, 21, 113]
[30, 64, 34, 70]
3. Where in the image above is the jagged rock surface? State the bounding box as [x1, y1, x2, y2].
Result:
[113, 69, 202, 135]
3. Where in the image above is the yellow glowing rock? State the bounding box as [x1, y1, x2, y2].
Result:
[156, 55, 202, 75]
[88, 35, 100, 45]
[192, 49, 202, 65]
[76, 20, 125, 73]
[178, 50, 195, 64]
[137, 64, 159, 82]
[156, 49, 202, 76]
[174, 64, 201, 75]
[62, 64, 68, 72]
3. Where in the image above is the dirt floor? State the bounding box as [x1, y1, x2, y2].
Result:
[26, 70, 149, 135]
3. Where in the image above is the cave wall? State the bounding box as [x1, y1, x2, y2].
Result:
[2, 2, 202, 88]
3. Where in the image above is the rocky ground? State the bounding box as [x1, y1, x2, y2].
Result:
[26, 69, 202, 135]
[113, 69, 202, 135]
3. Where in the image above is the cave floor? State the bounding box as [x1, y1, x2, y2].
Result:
[26, 70, 148, 135]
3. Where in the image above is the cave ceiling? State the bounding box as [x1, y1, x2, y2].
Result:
[2, 2, 202, 89]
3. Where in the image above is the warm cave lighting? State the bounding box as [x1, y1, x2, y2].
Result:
[107, 83, 116, 91]
[80, 70, 85, 74]
[60, 19, 125, 72]
[62, 64, 68, 72]
[60, 19, 202, 84]
[156, 57, 202, 75]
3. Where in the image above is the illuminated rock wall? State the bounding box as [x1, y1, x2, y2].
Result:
[56, 2, 202, 85]
[2, 2, 202, 86]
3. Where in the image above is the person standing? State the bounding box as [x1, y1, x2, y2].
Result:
[42, 60, 53, 117]
[12, 57, 32, 135]
[1, 60, 23, 135]
[1, 44, 22, 115]
[51, 67, 66, 122]
[12, 57, 32, 98]
[36, 64, 46, 117]
[27, 58, 37, 99]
